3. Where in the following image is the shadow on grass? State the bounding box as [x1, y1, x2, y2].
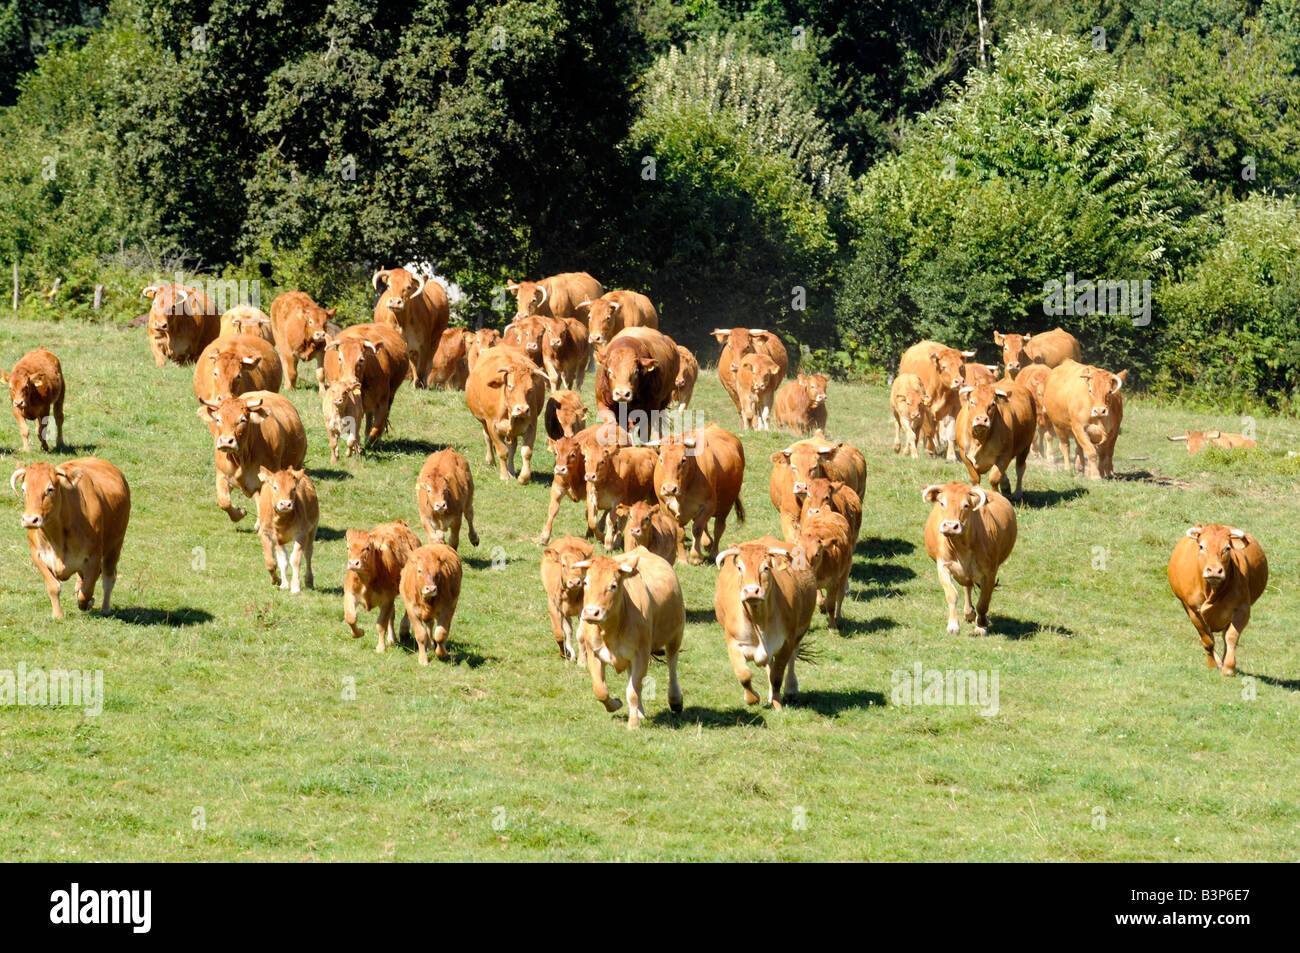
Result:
[856, 536, 915, 559]
[1111, 470, 1195, 489]
[795, 689, 887, 717]
[106, 606, 214, 627]
[836, 615, 898, 637]
[462, 555, 502, 571]
[648, 705, 766, 729]
[307, 468, 352, 482]
[1239, 670, 1300, 691]
[685, 607, 716, 625]
[985, 615, 1073, 641]
[396, 641, 494, 668]
[1016, 486, 1088, 509]
[50, 443, 98, 456]
[314, 526, 347, 542]
[849, 557, 915, 601]
[380, 438, 449, 457]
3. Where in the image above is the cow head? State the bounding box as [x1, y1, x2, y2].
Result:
[1184, 524, 1249, 592]
[486, 360, 544, 422]
[197, 394, 271, 455]
[143, 283, 192, 335]
[739, 353, 781, 403]
[892, 377, 932, 427]
[772, 440, 840, 499]
[800, 478, 846, 524]
[258, 466, 308, 516]
[654, 434, 699, 514]
[1168, 430, 1207, 454]
[544, 540, 592, 599]
[345, 529, 380, 581]
[922, 481, 987, 538]
[419, 462, 457, 515]
[617, 500, 661, 546]
[325, 335, 378, 382]
[547, 435, 586, 483]
[712, 328, 773, 371]
[1080, 366, 1126, 419]
[793, 513, 849, 576]
[505, 316, 547, 359]
[506, 280, 546, 315]
[546, 391, 587, 438]
[5, 368, 48, 414]
[604, 345, 658, 404]
[802, 373, 828, 406]
[958, 383, 1011, 441]
[574, 552, 639, 633]
[11, 462, 81, 530]
[206, 344, 266, 402]
[583, 443, 622, 494]
[374, 267, 425, 315]
[993, 331, 1030, 376]
[582, 298, 621, 346]
[715, 542, 797, 649]
[929, 346, 973, 391]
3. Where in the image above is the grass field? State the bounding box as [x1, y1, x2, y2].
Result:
[1, 316, 1298, 861]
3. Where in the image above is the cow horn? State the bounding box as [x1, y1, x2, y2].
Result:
[1167, 434, 1188, 441]
[1205, 431, 1220, 439]
[714, 548, 739, 567]
[961, 350, 977, 358]
[535, 285, 548, 308]
[576, 300, 591, 309]
[10, 468, 25, 494]
[1185, 525, 1203, 539]
[1229, 528, 1245, 539]
[572, 559, 591, 570]
[245, 398, 263, 408]
[412, 270, 427, 297]
[372, 269, 388, 290]
[1111, 374, 1123, 393]
[175, 287, 190, 308]
[969, 487, 988, 510]
[958, 386, 973, 397]
[609, 301, 621, 313]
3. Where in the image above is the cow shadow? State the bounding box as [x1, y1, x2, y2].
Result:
[314, 526, 347, 542]
[462, 555, 500, 571]
[647, 705, 767, 730]
[307, 468, 352, 482]
[51, 443, 98, 456]
[856, 537, 915, 559]
[395, 640, 494, 668]
[1016, 487, 1087, 509]
[380, 438, 448, 457]
[105, 606, 214, 627]
[984, 616, 1072, 641]
[1239, 670, 1300, 691]
[685, 607, 716, 625]
[835, 615, 898, 637]
[849, 559, 916, 601]
[795, 689, 887, 717]
[315, 585, 345, 595]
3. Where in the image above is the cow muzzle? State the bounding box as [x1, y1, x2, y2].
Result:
[792, 482, 807, 496]
[275, 499, 294, 513]
[951, 378, 965, 389]
[582, 605, 607, 622]
[1203, 566, 1226, 583]
[21, 513, 43, 529]
[422, 584, 439, 598]
[940, 520, 963, 536]
[313, 330, 327, 342]
[590, 334, 604, 344]
[740, 584, 765, 602]
[432, 500, 448, 512]
[972, 419, 991, 436]
[1091, 406, 1109, 418]
[612, 388, 632, 402]
[554, 465, 567, 475]
[217, 437, 238, 452]
[813, 394, 826, 404]
[511, 404, 529, 419]
[347, 559, 363, 571]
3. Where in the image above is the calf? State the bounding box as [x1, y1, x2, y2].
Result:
[321, 379, 363, 462]
[399, 544, 463, 664]
[580, 290, 658, 354]
[538, 424, 618, 545]
[269, 291, 333, 389]
[653, 424, 746, 565]
[416, 448, 479, 549]
[540, 535, 595, 661]
[792, 511, 853, 631]
[1012, 363, 1054, 464]
[344, 520, 421, 654]
[465, 346, 549, 483]
[322, 323, 409, 445]
[922, 482, 1017, 636]
[573, 548, 685, 729]
[197, 391, 306, 522]
[889, 372, 934, 459]
[1168, 430, 1258, 453]
[897, 340, 975, 461]
[502, 315, 548, 368]
[1167, 524, 1268, 676]
[714, 537, 817, 707]
[1043, 360, 1126, 479]
[255, 466, 318, 593]
[219, 305, 274, 343]
[544, 390, 588, 440]
[994, 327, 1081, 378]
[737, 352, 782, 431]
[670, 344, 698, 412]
[466, 328, 500, 372]
[954, 380, 1037, 500]
[585, 442, 659, 550]
[769, 434, 866, 542]
[11, 458, 130, 618]
[617, 499, 682, 564]
[799, 478, 862, 545]
[542, 317, 589, 390]
[193, 334, 282, 403]
[429, 327, 473, 390]
[143, 282, 219, 366]
[774, 373, 828, 435]
[713, 328, 789, 415]
[2, 347, 64, 452]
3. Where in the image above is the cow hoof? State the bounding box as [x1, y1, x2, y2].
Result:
[770, 698, 783, 712]
[669, 697, 683, 714]
[946, 621, 960, 636]
[974, 626, 988, 637]
[290, 585, 301, 594]
[469, 530, 480, 547]
[1221, 666, 1236, 677]
[603, 697, 623, 713]
[228, 508, 246, 523]
[782, 692, 799, 706]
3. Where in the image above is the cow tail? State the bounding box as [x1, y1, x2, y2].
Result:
[734, 495, 746, 523]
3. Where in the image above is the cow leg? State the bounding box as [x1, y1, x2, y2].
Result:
[464, 498, 479, 547]
[1184, 607, 1220, 669]
[216, 473, 246, 522]
[892, 413, 903, 454]
[369, 398, 395, 445]
[1071, 423, 1100, 478]
[665, 636, 684, 714]
[411, 615, 431, 665]
[434, 605, 453, 661]
[547, 597, 571, 659]
[1012, 446, 1029, 501]
[489, 430, 511, 480]
[942, 416, 958, 462]
[282, 353, 298, 389]
[937, 562, 961, 635]
[344, 588, 364, 640]
[782, 647, 800, 707]
[725, 636, 759, 705]
[375, 601, 392, 653]
[269, 543, 288, 591]
[301, 535, 314, 590]
[16, 410, 30, 453]
[260, 529, 280, 587]
[973, 576, 995, 636]
[1051, 424, 1072, 472]
[504, 437, 519, 480]
[150, 335, 167, 367]
[289, 541, 306, 594]
[328, 429, 340, 463]
[989, 462, 1010, 498]
[480, 422, 496, 467]
[959, 449, 981, 485]
[768, 642, 796, 710]
[583, 627, 622, 713]
[624, 652, 650, 729]
[689, 502, 717, 565]
[538, 485, 565, 545]
[709, 506, 729, 562]
[75, 557, 101, 612]
[1222, 609, 1249, 676]
[518, 421, 537, 484]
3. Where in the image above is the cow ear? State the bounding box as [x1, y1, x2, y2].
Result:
[790, 545, 810, 573]
[248, 407, 269, 423]
[542, 548, 558, 563]
[993, 331, 1005, 345]
[921, 484, 942, 503]
[363, 341, 378, 353]
[1185, 525, 1203, 540]
[929, 352, 943, 367]
[618, 554, 640, 574]
[1229, 534, 1249, 551]
[615, 503, 629, 518]
[257, 465, 273, 485]
[639, 357, 657, 372]
[326, 308, 336, 318]
[197, 404, 217, 424]
[994, 389, 1010, 400]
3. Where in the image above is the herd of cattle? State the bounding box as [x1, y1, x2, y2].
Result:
[2, 266, 1271, 727]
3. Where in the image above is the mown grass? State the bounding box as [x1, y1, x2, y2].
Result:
[0, 317, 1297, 861]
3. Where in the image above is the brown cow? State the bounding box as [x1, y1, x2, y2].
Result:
[541, 535, 596, 661]
[573, 548, 684, 729]
[954, 380, 1037, 501]
[538, 423, 621, 545]
[922, 482, 1017, 636]
[197, 391, 306, 523]
[769, 433, 866, 542]
[594, 327, 679, 437]
[416, 448, 479, 549]
[143, 282, 220, 366]
[897, 340, 975, 461]
[544, 390, 588, 441]
[713, 328, 789, 414]
[372, 266, 449, 387]
[11, 458, 129, 618]
[799, 479, 862, 545]
[509, 271, 604, 318]
[1167, 524, 1268, 676]
[737, 352, 783, 431]
[586, 443, 660, 550]
[994, 327, 1082, 378]
[465, 346, 549, 483]
[192, 334, 282, 403]
[1013, 363, 1055, 464]
[541, 317, 590, 390]
[774, 373, 828, 436]
[399, 544, 463, 664]
[1168, 430, 1258, 454]
[429, 327, 474, 390]
[322, 323, 409, 445]
[344, 520, 420, 654]
[616, 499, 682, 565]
[255, 466, 318, 593]
[219, 304, 274, 343]
[889, 372, 935, 459]
[579, 290, 658, 352]
[714, 537, 817, 707]
[466, 328, 500, 372]
[963, 363, 1001, 387]
[792, 511, 853, 631]
[321, 379, 363, 462]
[503, 314, 549, 368]
[1043, 360, 1126, 479]
[269, 291, 333, 389]
[653, 423, 746, 565]
[2, 347, 64, 452]
[671, 344, 699, 412]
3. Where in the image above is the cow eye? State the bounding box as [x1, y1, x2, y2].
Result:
[44, 485, 53, 496]
[607, 581, 617, 591]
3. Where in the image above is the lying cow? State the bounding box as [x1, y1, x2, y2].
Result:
[994, 327, 1081, 379]
[416, 448, 479, 549]
[269, 291, 332, 389]
[774, 373, 828, 435]
[399, 543, 463, 664]
[1167, 430, 1258, 453]
[197, 391, 306, 522]
[714, 537, 817, 707]
[573, 548, 685, 729]
[255, 466, 318, 593]
[344, 519, 421, 654]
[12, 458, 130, 618]
[2, 347, 64, 452]
[653, 424, 746, 565]
[922, 481, 1017, 636]
[1167, 524, 1268, 676]
[193, 334, 282, 403]
[540, 535, 595, 661]
[954, 380, 1037, 500]
[465, 346, 549, 483]
[737, 352, 782, 431]
[143, 282, 219, 366]
[889, 372, 934, 459]
[617, 499, 682, 564]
